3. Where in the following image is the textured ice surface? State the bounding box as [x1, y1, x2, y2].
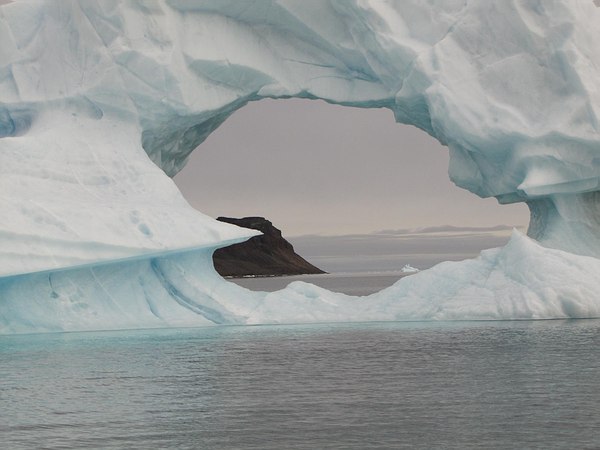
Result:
[3, 230, 600, 334]
[1, 1, 600, 333]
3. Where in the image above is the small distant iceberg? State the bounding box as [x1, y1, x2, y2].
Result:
[401, 264, 420, 273]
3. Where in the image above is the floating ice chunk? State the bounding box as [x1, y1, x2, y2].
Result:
[401, 264, 419, 273]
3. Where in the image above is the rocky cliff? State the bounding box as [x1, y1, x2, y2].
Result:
[213, 217, 325, 277]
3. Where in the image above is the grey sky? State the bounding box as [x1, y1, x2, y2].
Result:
[174, 98, 529, 237]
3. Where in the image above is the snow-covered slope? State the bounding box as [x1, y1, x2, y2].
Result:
[1, 1, 600, 333]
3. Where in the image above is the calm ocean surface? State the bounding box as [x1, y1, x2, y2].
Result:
[2, 320, 600, 449]
[230, 271, 414, 296]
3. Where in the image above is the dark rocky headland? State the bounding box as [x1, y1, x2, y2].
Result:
[213, 217, 325, 277]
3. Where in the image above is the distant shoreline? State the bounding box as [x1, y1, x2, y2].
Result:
[224, 271, 418, 280]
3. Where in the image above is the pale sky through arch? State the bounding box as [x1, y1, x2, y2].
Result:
[174, 98, 529, 237]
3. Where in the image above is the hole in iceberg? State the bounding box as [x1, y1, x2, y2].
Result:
[174, 98, 529, 295]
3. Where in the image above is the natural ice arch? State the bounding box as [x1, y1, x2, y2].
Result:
[1, 0, 600, 333]
[2, 0, 600, 276]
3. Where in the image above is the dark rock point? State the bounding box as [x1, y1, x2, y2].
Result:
[213, 216, 326, 277]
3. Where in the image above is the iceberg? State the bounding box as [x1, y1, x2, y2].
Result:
[401, 265, 419, 274]
[1, 0, 600, 333]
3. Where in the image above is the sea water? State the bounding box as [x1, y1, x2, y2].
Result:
[230, 271, 415, 296]
[2, 320, 600, 449]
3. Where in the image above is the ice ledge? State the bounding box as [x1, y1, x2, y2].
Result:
[2, 230, 600, 335]
[0, 109, 258, 277]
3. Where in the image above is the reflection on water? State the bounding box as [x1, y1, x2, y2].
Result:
[2, 320, 600, 449]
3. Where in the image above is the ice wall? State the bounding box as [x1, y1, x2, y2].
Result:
[1, 1, 600, 333]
